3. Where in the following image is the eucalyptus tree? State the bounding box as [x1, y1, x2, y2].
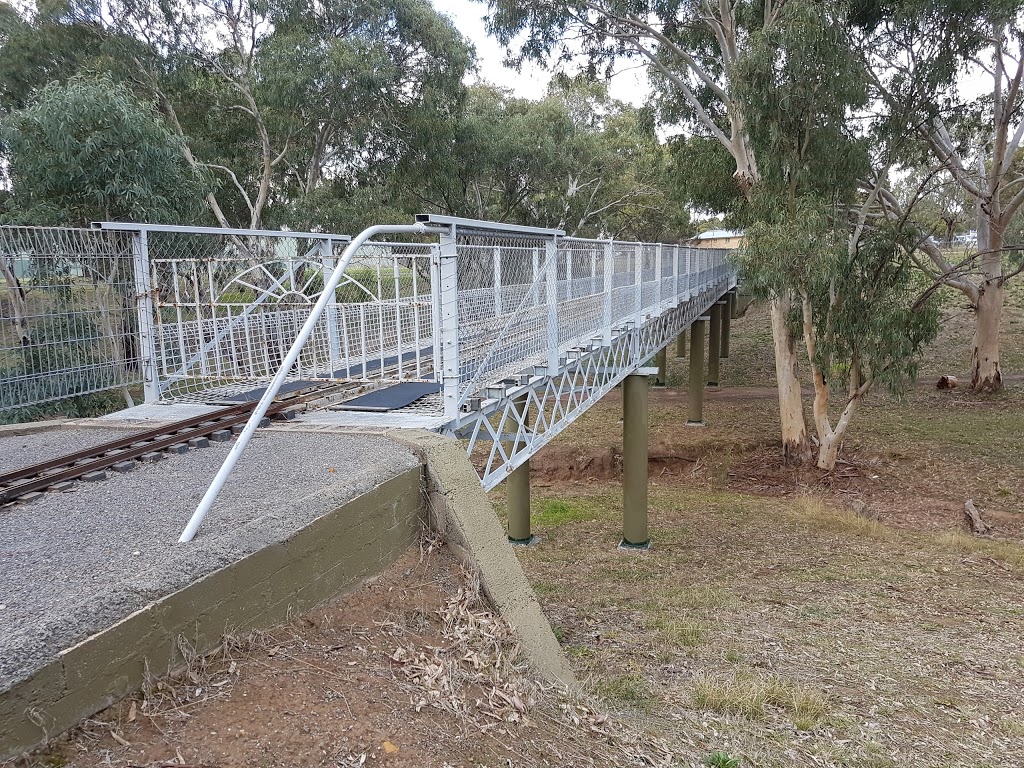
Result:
[406, 80, 688, 239]
[1, 74, 206, 225]
[855, 0, 1024, 392]
[0, 0, 472, 231]
[103, 0, 473, 231]
[734, 0, 941, 469]
[485, 0, 816, 462]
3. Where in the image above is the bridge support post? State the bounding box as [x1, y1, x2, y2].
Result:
[730, 289, 740, 320]
[621, 373, 649, 549]
[654, 346, 667, 386]
[507, 394, 534, 545]
[720, 295, 732, 359]
[676, 328, 687, 358]
[687, 317, 707, 426]
[707, 301, 724, 388]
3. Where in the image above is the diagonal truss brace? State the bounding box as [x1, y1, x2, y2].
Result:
[445, 279, 734, 491]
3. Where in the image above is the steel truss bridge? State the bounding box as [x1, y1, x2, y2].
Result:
[0, 216, 735, 540]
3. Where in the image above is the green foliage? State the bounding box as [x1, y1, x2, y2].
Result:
[405, 80, 690, 239]
[2, 74, 207, 225]
[666, 135, 745, 221]
[740, 201, 941, 397]
[705, 753, 742, 768]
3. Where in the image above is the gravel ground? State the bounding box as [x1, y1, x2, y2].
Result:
[0, 428, 145, 475]
[0, 428, 421, 690]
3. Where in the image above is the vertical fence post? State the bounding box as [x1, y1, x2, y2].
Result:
[439, 227, 460, 419]
[429, 244, 442, 385]
[493, 246, 502, 315]
[633, 243, 643, 327]
[545, 238, 559, 372]
[131, 230, 160, 403]
[320, 239, 342, 376]
[603, 241, 613, 345]
[672, 245, 679, 304]
[655, 243, 663, 312]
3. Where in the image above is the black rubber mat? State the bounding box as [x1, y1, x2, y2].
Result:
[331, 346, 432, 379]
[336, 381, 442, 412]
[224, 379, 318, 403]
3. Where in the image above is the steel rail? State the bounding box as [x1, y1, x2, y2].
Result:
[0, 403, 296, 505]
[0, 384, 336, 505]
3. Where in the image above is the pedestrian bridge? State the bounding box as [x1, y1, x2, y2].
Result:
[0, 216, 737, 542]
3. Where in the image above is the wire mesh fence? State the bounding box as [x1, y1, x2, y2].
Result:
[0, 226, 142, 413]
[1, 218, 732, 416]
[141, 230, 436, 402]
[448, 231, 731, 411]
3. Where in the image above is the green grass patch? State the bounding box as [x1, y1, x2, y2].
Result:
[534, 498, 598, 526]
[593, 673, 659, 712]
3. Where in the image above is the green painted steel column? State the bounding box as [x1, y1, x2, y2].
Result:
[622, 373, 649, 548]
[707, 301, 724, 388]
[721, 295, 732, 359]
[654, 346, 667, 386]
[675, 328, 687, 358]
[687, 317, 707, 425]
[507, 394, 532, 543]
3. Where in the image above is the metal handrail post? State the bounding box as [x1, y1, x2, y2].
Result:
[439, 226, 460, 420]
[179, 222, 444, 543]
[131, 230, 161, 403]
[545, 238, 559, 371]
[603, 241, 613, 345]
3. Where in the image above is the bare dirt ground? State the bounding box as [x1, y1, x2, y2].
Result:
[17, 287, 1024, 768]
[23, 544, 682, 768]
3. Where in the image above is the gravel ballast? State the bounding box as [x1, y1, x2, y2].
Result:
[0, 428, 421, 691]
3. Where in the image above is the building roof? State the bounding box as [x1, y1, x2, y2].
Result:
[695, 229, 744, 240]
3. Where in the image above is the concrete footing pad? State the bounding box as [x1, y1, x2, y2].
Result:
[390, 430, 576, 687]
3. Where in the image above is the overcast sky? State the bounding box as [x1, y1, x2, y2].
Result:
[432, 0, 650, 105]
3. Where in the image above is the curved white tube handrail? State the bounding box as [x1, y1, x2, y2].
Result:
[178, 222, 445, 543]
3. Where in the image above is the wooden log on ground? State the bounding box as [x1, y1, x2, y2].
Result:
[963, 499, 991, 535]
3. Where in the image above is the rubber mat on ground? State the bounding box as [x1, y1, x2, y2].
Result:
[335, 382, 442, 412]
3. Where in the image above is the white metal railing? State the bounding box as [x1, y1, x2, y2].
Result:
[93, 223, 439, 404]
[181, 214, 733, 540]
[2, 219, 730, 419]
[433, 220, 729, 419]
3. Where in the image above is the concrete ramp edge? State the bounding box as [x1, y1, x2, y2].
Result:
[388, 429, 576, 687]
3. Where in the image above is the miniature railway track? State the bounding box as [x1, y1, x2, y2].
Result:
[0, 389, 321, 505]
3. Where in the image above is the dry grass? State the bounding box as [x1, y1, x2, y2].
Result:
[787, 495, 894, 539]
[690, 671, 830, 730]
[931, 528, 1024, 570]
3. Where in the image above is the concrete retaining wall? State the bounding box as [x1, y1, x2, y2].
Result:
[1, 467, 424, 759]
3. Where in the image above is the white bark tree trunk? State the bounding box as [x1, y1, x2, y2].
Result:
[770, 294, 811, 465]
[971, 273, 1004, 393]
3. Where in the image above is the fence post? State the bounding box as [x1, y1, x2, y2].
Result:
[320, 239, 342, 375]
[603, 241, 613, 345]
[655, 243, 663, 312]
[493, 246, 502, 314]
[545, 238, 559, 372]
[633, 243, 643, 327]
[430, 244, 443, 386]
[439, 228, 461, 419]
[672, 245, 679, 304]
[131, 230, 160, 403]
